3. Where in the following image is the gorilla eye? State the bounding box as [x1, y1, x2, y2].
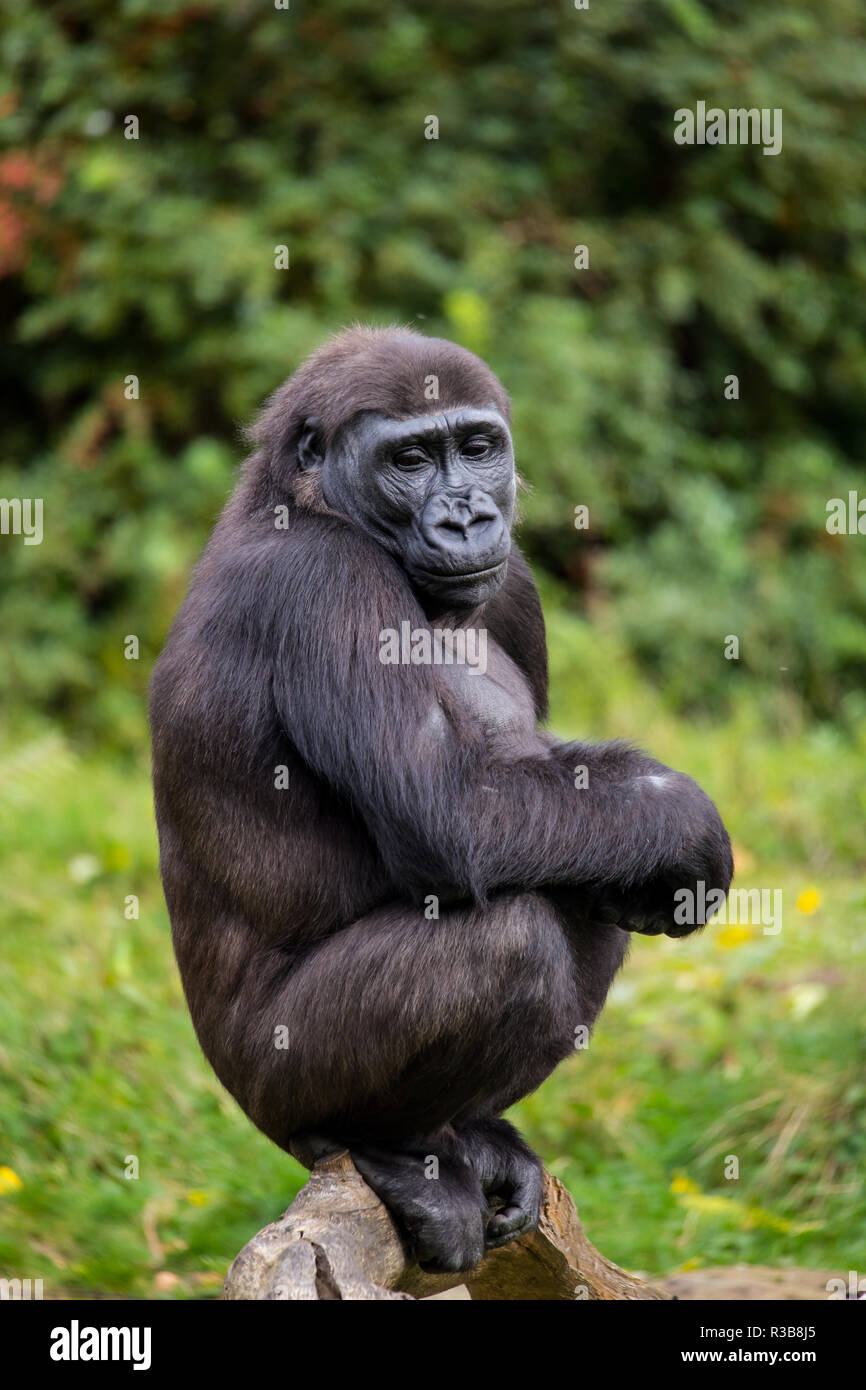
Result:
[393, 447, 429, 469]
[461, 436, 492, 459]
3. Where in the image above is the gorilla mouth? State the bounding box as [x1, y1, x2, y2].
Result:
[413, 559, 507, 584]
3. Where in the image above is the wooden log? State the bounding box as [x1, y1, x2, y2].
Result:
[223, 1148, 671, 1302]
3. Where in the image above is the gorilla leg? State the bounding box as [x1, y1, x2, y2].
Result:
[180, 891, 623, 1271]
[215, 890, 579, 1141]
[303, 890, 581, 1270]
[348, 908, 628, 1268]
[442, 907, 629, 1258]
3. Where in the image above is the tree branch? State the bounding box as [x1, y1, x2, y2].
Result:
[222, 1149, 671, 1301]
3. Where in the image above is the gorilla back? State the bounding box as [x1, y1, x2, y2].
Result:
[150, 326, 732, 1272]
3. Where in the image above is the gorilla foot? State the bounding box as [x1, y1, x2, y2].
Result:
[348, 1138, 489, 1274]
[456, 1116, 544, 1251]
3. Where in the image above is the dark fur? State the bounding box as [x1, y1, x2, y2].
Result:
[150, 326, 732, 1271]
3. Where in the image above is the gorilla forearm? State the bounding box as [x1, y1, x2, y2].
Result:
[364, 744, 721, 909]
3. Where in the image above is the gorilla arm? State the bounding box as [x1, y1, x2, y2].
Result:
[273, 516, 732, 924]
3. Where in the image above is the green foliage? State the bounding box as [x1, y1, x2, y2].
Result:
[1, 0, 865, 732]
[1, 0, 864, 1295]
[1, 616, 864, 1295]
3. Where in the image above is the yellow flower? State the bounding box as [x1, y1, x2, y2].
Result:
[0, 1166, 23, 1194]
[717, 925, 752, 949]
[797, 888, 822, 915]
[186, 1191, 209, 1206]
[670, 1172, 815, 1235]
[670, 1173, 699, 1195]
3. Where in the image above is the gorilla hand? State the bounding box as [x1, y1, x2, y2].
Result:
[584, 769, 733, 939]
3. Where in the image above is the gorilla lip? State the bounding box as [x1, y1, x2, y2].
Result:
[412, 559, 507, 583]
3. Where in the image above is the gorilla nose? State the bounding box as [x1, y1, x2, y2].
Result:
[436, 502, 495, 540]
[421, 490, 503, 556]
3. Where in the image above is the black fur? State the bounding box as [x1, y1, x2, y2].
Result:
[150, 326, 732, 1272]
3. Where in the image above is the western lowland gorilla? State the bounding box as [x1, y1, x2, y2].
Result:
[150, 326, 732, 1273]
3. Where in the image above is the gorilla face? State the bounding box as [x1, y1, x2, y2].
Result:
[298, 408, 516, 609]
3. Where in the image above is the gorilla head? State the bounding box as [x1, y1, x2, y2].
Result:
[252, 325, 517, 609]
[297, 406, 515, 609]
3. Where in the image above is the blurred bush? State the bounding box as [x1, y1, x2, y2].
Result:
[1, 0, 865, 739]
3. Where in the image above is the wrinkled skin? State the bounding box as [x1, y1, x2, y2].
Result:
[299, 406, 516, 610]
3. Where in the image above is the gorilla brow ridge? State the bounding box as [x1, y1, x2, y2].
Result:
[247, 324, 511, 478]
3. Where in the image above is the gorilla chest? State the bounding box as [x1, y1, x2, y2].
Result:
[435, 635, 538, 745]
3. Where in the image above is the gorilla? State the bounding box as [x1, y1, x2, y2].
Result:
[150, 326, 732, 1273]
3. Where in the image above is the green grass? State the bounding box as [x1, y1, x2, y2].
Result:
[0, 730, 307, 1298]
[1, 605, 864, 1297]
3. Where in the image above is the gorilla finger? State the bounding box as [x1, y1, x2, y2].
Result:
[486, 1203, 535, 1247]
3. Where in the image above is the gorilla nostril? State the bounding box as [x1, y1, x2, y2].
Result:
[435, 515, 496, 544]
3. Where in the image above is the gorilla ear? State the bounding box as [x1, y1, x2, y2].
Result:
[296, 417, 324, 472]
